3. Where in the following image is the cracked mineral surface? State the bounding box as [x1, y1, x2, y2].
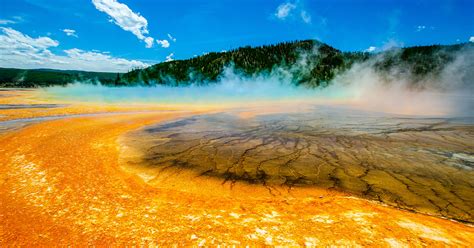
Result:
[120, 106, 474, 223]
[1, 89, 473, 246]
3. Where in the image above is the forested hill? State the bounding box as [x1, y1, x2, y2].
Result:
[1, 40, 472, 88]
[120, 40, 369, 87]
[120, 40, 472, 87]
[0, 68, 119, 87]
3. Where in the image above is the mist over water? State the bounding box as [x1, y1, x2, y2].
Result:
[41, 47, 474, 117]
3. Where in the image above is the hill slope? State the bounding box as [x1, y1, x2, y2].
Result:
[121, 40, 369, 87]
[0, 68, 119, 87]
[0, 40, 472, 87]
[121, 40, 472, 87]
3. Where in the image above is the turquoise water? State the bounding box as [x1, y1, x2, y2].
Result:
[39, 78, 473, 117]
[40, 82, 349, 105]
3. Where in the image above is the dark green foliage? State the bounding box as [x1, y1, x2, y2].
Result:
[0, 40, 471, 88]
[373, 43, 470, 81]
[0, 68, 119, 87]
[121, 40, 370, 87]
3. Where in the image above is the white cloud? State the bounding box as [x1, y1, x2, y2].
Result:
[167, 33, 176, 42]
[274, 2, 311, 24]
[92, 0, 155, 48]
[416, 25, 426, 32]
[165, 53, 174, 62]
[156, 39, 170, 48]
[0, 27, 59, 50]
[469, 36, 474, 43]
[365, 46, 376, 53]
[62, 29, 78, 37]
[0, 19, 16, 25]
[0, 16, 25, 25]
[0, 27, 148, 72]
[275, 2, 296, 20]
[300, 10, 311, 24]
[144, 37, 154, 48]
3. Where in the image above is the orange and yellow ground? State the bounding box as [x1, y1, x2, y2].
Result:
[0, 89, 473, 246]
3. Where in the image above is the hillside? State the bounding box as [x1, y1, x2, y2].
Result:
[1, 40, 472, 88]
[373, 43, 472, 84]
[121, 40, 369, 87]
[0, 68, 119, 87]
[121, 40, 472, 87]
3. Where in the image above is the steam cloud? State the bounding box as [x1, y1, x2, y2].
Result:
[325, 46, 474, 116]
[42, 44, 474, 117]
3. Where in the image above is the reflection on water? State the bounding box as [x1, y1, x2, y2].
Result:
[121, 106, 474, 222]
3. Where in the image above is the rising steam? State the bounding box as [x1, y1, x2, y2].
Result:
[41, 45, 474, 117]
[325, 45, 474, 116]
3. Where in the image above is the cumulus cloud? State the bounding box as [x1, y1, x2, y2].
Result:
[92, 0, 154, 48]
[0, 27, 148, 72]
[167, 33, 176, 42]
[275, 2, 296, 20]
[156, 39, 170, 48]
[365, 46, 376, 53]
[470, 36, 474, 43]
[63, 29, 78, 37]
[165, 53, 174, 62]
[0, 27, 59, 49]
[144, 37, 154, 48]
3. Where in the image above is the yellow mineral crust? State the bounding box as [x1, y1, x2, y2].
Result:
[0, 111, 471, 246]
[0, 89, 473, 246]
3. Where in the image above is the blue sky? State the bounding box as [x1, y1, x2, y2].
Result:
[0, 0, 473, 72]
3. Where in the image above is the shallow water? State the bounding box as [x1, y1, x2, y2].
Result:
[0, 104, 66, 109]
[121, 105, 474, 222]
[0, 110, 182, 134]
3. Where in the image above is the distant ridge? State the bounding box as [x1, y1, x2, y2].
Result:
[0, 68, 119, 87]
[121, 40, 473, 87]
[1, 40, 472, 87]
